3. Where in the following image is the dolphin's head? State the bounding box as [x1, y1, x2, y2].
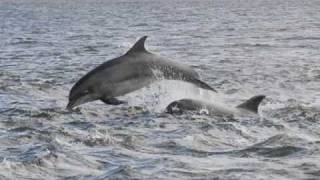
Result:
[67, 78, 100, 110]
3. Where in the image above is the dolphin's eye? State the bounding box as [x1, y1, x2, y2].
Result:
[83, 87, 93, 95]
[87, 86, 94, 93]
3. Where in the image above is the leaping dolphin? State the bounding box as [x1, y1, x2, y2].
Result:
[67, 36, 216, 110]
[166, 95, 266, 117]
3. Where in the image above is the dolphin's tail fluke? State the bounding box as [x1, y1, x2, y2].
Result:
[192, 79, 217, 92]
[236, 95, 266, 113]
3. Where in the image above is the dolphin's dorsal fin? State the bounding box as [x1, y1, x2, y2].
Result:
[126, 36, 148, 55]
[237, 95, 266, 113]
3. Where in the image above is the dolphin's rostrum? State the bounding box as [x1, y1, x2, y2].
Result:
[67, 36, 216, 110]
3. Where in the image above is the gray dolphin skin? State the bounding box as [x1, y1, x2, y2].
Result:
[67, 36, 216, 110]
[166, 95, 266, 116]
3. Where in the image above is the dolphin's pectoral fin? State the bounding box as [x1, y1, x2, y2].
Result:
[100, 97, 126, 105]
[237, 95, 266, 113]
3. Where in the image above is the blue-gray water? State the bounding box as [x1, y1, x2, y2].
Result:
[1, 0, 320, 179]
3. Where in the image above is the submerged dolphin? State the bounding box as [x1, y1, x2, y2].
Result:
[67, 36, 216, 110]
[166, 95, 266, 116]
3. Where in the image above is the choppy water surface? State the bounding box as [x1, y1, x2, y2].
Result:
[1, 0, 320, 179]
